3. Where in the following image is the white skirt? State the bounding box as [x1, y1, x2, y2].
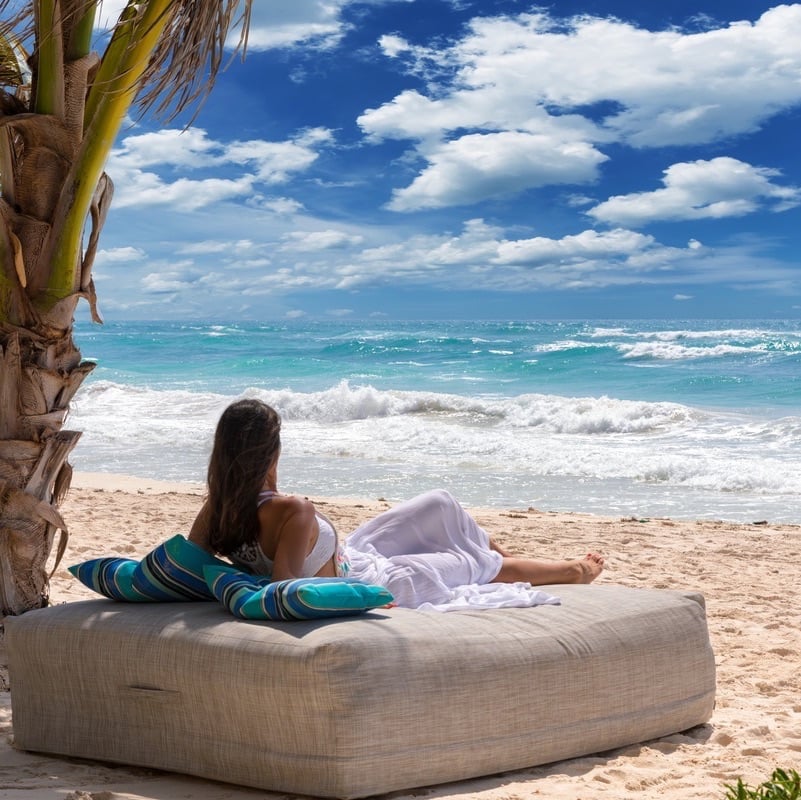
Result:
[342, 489, 505, 608]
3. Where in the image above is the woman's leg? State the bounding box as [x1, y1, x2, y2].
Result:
[493, 553, 604, 585]
[345, 490, 504, 605]
[347, 489, 495, 557]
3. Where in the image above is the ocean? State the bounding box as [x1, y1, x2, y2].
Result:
[68, 319, 801, 524]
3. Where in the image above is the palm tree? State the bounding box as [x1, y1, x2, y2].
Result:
[0, 0, 252, 616]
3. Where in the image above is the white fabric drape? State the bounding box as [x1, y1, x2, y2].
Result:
[344, 490, 560, 611]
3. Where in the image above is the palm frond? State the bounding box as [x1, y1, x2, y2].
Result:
[1, 1, 253, 122]
[134, 0, 252, 122]
[0, 2, 35, 41]
[0, 30, 30, 87]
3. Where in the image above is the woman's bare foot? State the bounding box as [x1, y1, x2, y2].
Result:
[577, 552, 605, 583]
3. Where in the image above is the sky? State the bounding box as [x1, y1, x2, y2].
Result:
[83, 0, 801, 321]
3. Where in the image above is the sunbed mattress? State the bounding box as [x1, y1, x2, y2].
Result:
[5, 583, 715, 798]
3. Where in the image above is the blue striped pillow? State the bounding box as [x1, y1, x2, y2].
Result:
[203, 565, 394, 620]
[68, 557, 160, 602]
[132, 535, 230, 601]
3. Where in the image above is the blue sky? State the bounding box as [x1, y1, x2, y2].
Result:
[86, 0, 801, 321]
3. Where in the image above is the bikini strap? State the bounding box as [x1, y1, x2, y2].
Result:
[257, 489, 278, 506]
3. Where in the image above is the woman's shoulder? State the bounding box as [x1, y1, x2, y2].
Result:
[258, 492, 316, 522]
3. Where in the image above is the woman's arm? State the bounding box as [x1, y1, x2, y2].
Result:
[266, 496, 318, 580]
[188, 500, 214, 553]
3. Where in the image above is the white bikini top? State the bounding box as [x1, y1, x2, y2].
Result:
[229, 490, 340, 578]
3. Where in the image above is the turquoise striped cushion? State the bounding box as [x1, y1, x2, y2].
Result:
[68, 558, 160, 602]
[204, 565, 394, 620]
[132, 535, 230, 601]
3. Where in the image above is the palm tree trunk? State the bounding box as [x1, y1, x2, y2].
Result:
[0, 1, 94, 616]
[0, 0, 252, 616]
[0, 318, 92, 615]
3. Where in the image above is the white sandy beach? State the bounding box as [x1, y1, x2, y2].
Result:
[1, 472, 800, 799]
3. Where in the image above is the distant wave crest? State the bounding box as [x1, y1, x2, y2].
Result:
[74, 378, 695, 435]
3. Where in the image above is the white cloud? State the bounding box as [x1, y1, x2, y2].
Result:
[95, 0, 127, 30]
[113, 173, 255, 211]
[97, 0, 352, 51]
[281, 230, 365, 251]
[389, 131, 607, 210]
[588, 157, 801, 226]
[94, 246, 146, 265]
[494, 229, 655, 266]
[249, 196, 304, 214]
[245, 2, 347, 50]
[359, 6, 801, 209]
[379, 34, 410, 57]
[177, 239, 262, 256]
[333, 220, 702, 292]
[420, 218, 503, 264]
[674, 294, 694, 300]
[107, 127, 330, 210]
[98, 204, 801, 311]
[225, 138, 324, 183]
[108, 129, 220, 169]
[141, 269, 197, 294]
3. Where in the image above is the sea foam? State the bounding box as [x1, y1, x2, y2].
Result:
[68, 378, 801, 521]
[67, 318, 801, 522]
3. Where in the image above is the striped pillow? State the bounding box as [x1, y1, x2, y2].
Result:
[132, 535, 230, 601]
[203, 565, 394, 621]
[68, 557, 160, 602]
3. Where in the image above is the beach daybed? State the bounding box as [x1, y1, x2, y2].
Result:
[5, 583, 715, 799]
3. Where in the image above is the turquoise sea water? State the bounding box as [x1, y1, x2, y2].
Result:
[69, 319, 801, 523]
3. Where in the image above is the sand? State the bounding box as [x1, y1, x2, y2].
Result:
[1, 472, 800, 800]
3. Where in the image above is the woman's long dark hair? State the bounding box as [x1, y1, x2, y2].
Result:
[206, 399, 281, 555]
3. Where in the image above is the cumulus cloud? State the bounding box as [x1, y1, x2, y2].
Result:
[389, 131, 607, 210]
[97, 0, 356, 51]
[108, 129, 220, 169]
[588, 157, 801, 226]
[494, 229, 655, 266]
[141, 268, 197, 294]
[110, 209, 801, 313]
[244, 2, 414, 51]
[244, 1, 351, 50]
[156, 215, 797, 298]
[114, 173, 255, 211]
[225, 141, 320, 183]
[281, 230, 366, 251]
[94, 246, 146, 265]
[329, 220, 703, 292]
[107, 127, 331, 209]
[249, 196, 305, 214]
[360, 6, 801, 210]
[379, 34, 410, 57]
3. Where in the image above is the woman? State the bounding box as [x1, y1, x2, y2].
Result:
[189, 399, 604, 608]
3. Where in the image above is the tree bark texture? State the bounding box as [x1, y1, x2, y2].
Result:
[0, 321, 93, 615]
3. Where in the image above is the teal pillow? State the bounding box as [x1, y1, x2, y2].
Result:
[203, 565, 394, 621]
[132, 534, 231, 601]
[68, 557, 161, 602]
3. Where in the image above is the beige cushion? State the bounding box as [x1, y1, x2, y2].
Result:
[5, 584, 715, 798]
